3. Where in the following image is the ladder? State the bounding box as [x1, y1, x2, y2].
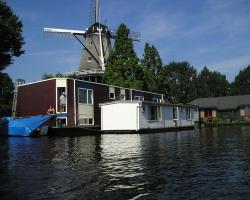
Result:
[11, 79, 25, 117]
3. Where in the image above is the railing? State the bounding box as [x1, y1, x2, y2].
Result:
[75, 69, 105, 75]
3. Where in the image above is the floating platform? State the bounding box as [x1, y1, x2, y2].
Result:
[0, 115, 55, 137]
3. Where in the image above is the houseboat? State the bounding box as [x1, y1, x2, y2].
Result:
[100, 101, 199, 132]
[14, 78, 163, 129]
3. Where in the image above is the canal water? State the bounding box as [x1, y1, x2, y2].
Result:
[1, 126, 250, 200]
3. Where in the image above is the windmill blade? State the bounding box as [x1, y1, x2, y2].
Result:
[44, 28, 86, 39]
[110, 29, 141, 41]
[89, 0, 100, 25]
[129, 31, 141, 41]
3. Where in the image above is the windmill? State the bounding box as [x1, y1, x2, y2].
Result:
[44, 0, 141, 83]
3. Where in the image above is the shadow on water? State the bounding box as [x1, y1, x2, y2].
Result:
[1, 127, 250, 199]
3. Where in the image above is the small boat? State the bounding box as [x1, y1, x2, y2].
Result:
[0, 115, 55, 137]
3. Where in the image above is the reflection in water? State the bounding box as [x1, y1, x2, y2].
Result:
[0, 127, 250, 199]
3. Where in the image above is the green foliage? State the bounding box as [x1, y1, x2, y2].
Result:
[0, 72, 14, 116]
[0, 1, 24, 71]
[195, 66, 230, 98]
[161, 61, 197, 103]
[243, 116, 250, 122]
[42, 73, 55, 80]
[141, 43, 164, 92]
[142, 43, 163, 75]
[41, 72, 69, 80]
[231, 65, 250, 95]
[104, 23, 143, 89]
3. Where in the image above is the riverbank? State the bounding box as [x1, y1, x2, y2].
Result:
[201, 121, 250, 127]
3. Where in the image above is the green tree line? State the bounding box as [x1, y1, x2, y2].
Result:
[103, 23, 250, 103]
[0, 0, 24, 116]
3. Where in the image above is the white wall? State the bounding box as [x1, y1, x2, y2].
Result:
[101, 103, 139, 131]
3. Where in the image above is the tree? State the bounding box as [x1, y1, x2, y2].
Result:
[142, 43, 163, 75]
[195, 66, 229, 98]
[161, 61, 197, 103]
[141, 43, 163, 92]
[104, 23, 143, 89]
[231, 65, 250, 95]
[41, 72, 78, 80]
[0, 72, 14, 116]
[41, 72, 66, 80]
[0, 1, 24, 71]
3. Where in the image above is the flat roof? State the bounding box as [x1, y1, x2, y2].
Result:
[99, 100, 198, 108]
[190, 94, 250, 110]
[18, 78, 163, 96]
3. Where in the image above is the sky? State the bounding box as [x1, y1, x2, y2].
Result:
[5, 0, 250, 82]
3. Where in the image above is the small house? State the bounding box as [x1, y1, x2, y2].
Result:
[100, 101, 199, 131]
[190, 95, 250, 121]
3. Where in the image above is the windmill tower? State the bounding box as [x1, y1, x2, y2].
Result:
[44, 0, 140, 83]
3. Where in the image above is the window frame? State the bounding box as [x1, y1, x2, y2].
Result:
[173, 107, 179, 120]
[186, 107, 192, 120]
[153, 98, 160, 103]
[109, 87, 115, 99]
[120, 89, 126, 100]
[78, 88, 93, 105]
[148, 105, 161, 121]
[134, 96, 144, 101]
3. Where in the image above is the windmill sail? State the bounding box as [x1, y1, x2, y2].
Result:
[89, 0, 100, 24]
[44, 28, 86, 38]
[110, 29, 141, 41]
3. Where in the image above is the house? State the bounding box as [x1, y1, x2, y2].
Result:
[190, 95, 250, 121]
[15, 78, 163, 127]
[100, 101, 199, 131]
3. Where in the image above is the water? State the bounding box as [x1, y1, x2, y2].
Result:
[1, 126, 250, 200]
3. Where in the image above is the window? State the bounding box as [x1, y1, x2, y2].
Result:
[134, 96, 144, 101]
[79, 118, 93, 125]
[149, 106, 160, 120]
[186, 107, 191, 120]
[173, 107, 178, 120]
[89, 41, 93, 46]
[56, 118, 67, 127]
[109, 87, 115, 99]
[120, 89, 126, 100]
[78, 88, 93, 104]
[153, 98, 160, 103]
[87, 57, 93, 62]
[57, 87, 66, 113]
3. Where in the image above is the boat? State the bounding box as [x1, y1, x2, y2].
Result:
[100, 100, 199, 133]
[0, 115, 55, 137]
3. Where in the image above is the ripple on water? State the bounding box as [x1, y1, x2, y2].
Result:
[1, 128, 250, 199]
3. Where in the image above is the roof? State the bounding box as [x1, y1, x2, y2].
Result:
[190, 95, 250, 110]
[19, 78, 163, 96]
[99, 100, 198, 108]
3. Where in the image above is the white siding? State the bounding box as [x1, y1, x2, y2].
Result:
[101, 101, 197, 131]
[101, 103, 139, 131]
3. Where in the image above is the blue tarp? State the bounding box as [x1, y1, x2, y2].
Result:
[3, 115, 55, 136]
